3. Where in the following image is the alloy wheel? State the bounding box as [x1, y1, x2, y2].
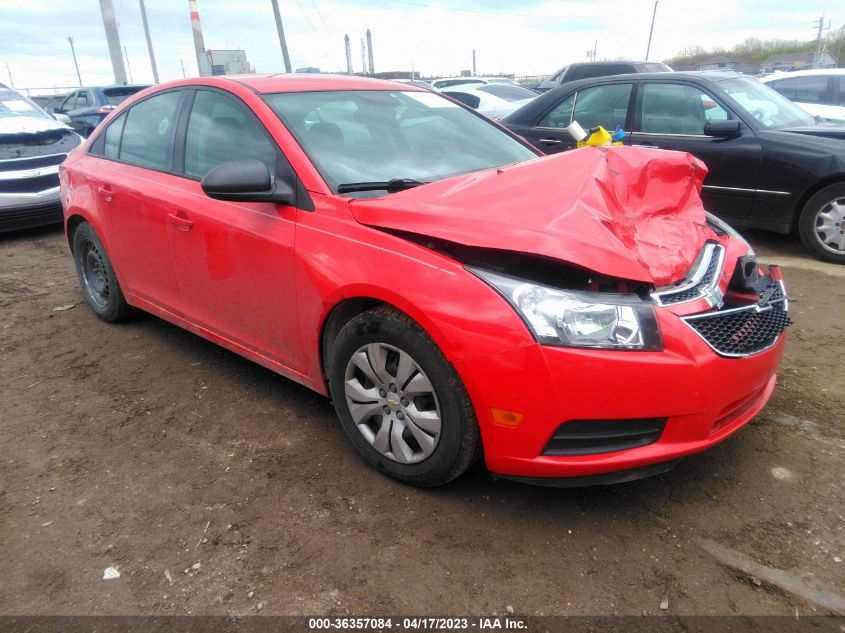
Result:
[814, 196, 845, 254]
[343, 342, 442, 464]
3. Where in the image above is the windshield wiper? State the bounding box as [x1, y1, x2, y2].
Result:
[336, 178, 428, 194]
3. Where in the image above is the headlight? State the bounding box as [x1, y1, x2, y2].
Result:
[706, 212, 755, 258]
[469, 267, 662, 351]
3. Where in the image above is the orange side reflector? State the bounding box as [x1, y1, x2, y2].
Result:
[491, 408, 524, 428]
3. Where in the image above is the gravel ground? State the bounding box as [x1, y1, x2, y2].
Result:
[0, 226, 842, 616]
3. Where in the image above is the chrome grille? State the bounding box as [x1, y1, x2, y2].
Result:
[652, 242, 725, 307]
[682, 280, 790, 357]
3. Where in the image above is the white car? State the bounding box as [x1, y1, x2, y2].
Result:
[760, 69, 845, 122]
[430, 76, 520, 90]
[441, 84, 537, 119]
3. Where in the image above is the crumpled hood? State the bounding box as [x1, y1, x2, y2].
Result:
[350, 146, 716, 286]
[0, 115, 71, 135]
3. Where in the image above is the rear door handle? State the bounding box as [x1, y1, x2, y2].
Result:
[97, 185, 113, 202]
[168, 212, 194, 231]
[538, 138, 563, 145]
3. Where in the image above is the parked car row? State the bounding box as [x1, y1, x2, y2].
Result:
[502, 71, 845, 263]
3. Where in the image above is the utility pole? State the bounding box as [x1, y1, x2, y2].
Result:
[67, 37, 82, 86]
[361, 38, 366, 75]
[139, 0, 159, 83]
[813, 13, 824, 68]
[645, 0, 658, 61]
[124, 46, 134, 83]
[98, 0, 128, 84]
[5, 62, 14, 88]
[472, 49, 476, 75]
[344, 34, 353, 74]
[270, 0, 292, 73]
[366, 29, 375, 75]
[180, 58, 186, 78]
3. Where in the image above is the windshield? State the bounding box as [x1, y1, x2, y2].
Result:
[0, 90, 52, 120]
[265, 90, 538, 194]
[718, 77, 814, 128]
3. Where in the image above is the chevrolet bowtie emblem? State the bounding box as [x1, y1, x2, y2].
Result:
[757, 286, 776, 307]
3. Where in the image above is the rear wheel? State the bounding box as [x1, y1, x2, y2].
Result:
[327, 307, 481, 487]
[798, 183, 845, 264]
[71, 221, 131, 322]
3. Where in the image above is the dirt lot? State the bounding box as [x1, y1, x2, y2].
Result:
[0, 226, 843, 617]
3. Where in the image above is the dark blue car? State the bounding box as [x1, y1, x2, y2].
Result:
[53, 85, 149, 137]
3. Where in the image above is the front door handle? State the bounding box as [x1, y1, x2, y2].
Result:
[97, 185, 113, 202]
[168, 212, 194, 231]
[538, 138, 563, 145]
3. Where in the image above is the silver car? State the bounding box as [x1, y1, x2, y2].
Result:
[0, 84, 82, 232]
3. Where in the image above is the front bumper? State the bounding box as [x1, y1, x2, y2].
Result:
[454, 280, 786, 483]
[0, 196, 64, 232]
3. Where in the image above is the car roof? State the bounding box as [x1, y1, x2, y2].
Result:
[558, 70, 745, 89]
[226, 73, 426, 93]
[74, 84, 151, 91]
[759, 68, 845, 82]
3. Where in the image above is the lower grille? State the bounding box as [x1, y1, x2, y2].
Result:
[541, 418, 667, 456]
[682, 281, 791, 357]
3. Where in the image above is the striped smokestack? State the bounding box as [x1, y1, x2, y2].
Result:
[187, 0, 211, 76]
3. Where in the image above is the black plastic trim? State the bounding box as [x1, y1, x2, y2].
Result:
[498, 459, 681, 488]
[542, 418, 667, 456]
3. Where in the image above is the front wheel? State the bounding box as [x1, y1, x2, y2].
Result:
[327, 307, 481, 487]
[71, 221, 131, 322]
[798, 183, 845, 264]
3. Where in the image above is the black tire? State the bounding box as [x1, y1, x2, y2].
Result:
[71, 221, 132, 322]
[798, 182, 845, 264]
[327, 306, 481, 487]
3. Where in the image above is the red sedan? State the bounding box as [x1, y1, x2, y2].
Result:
[59, 75, 789, 487]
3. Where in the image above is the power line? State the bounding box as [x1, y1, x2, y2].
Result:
[381, 0, 595, 20]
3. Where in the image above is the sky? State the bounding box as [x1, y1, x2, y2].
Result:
[0, 0, 843, 92]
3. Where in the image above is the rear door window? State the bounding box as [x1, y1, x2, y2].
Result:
[76, 91, 93, 108]
[103, 113, 127, 159]
[538, 93, 575, 128]
[572, 83, 633, 130]
[770, 76, 830, 105]
[118, 91, 182, 171]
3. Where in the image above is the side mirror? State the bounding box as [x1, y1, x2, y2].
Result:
[200, 159, 294, 205]
[704, 120, 741, 139]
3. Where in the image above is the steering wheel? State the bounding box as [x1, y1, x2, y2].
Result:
[750, 108, 767, 123]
